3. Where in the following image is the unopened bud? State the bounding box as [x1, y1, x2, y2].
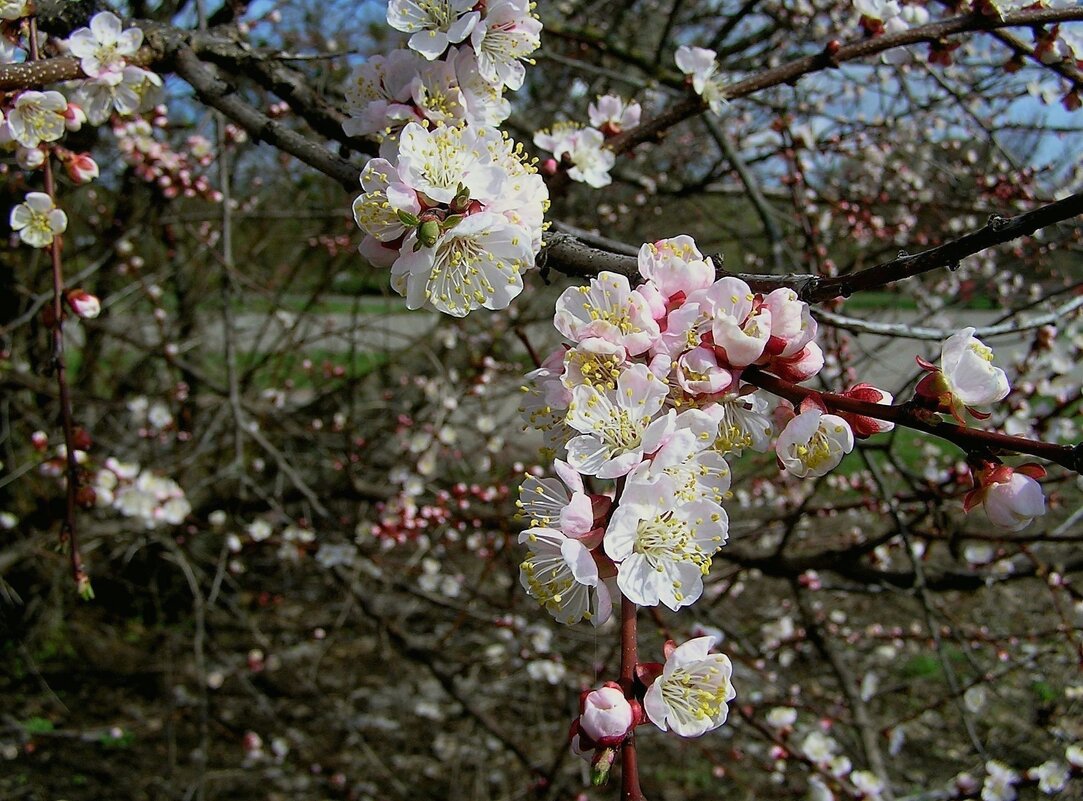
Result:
[31, 430, 48, 451]
[417, 220, 440, 248]
[590, 746, 617, 786]
[64, 104, 87, 132]
[66, 289, 101, 319]
[17, 146, 46, 171]
[65, 153, 100, 185]
[72, 426, 92, 451]
[77, 570, 95, 601]
[76, 485, 97, 509]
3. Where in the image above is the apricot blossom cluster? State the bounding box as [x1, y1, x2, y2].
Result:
[347, 1, 547, 316]
[515, 235, 867, 753]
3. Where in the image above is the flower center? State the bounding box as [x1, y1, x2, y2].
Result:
[660, 663, 731, 722]
[632, 512, 713, 585]
[793, 428, 833, 470]
[969, 341, 994, 363]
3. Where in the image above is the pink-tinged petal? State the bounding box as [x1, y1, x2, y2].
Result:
[560, 492, 594, 537]
[553, 459, 585, 495]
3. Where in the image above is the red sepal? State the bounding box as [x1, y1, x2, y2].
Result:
[635, 661, 664, 689]
[1017, 463, 1046, 481]
[798, 394, 827, 415]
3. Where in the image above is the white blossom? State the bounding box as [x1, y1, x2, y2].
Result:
[564, 363, 669, 478]
[801, 731, 840, 765]
[10, 192, 67, 249]
[940, 327, 1010, 408]
[66, 11, 143, 81]
[643, 636, 736, 737]
[554, 271, 659, 356]
[1029, 760, 1069, 795]
[981, 470, 1046, 531]
[519, 527, 611, 626]
[6, 90, 68, 148]
[851, 770, 885, 799]
[469, 0, 542, 90]
[981, 760, 1019, 801]
[588, 94, 641, 132]
[776, 409, 854, 478]
[766, 706, 797, 728]
[391, 211, 533, 316]
[74, 66, 162, 125]
[517, 459, 595, 536]
[604, 471, 727, 610]
[387, 0, 480, 60]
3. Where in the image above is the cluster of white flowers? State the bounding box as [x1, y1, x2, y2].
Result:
[516, 235, 893, 747]
[92, 458, 192, 529]
[675, 45, 729, 115]
[348, 2, 547, 317]
[532, 93, 640, 188]
[2, 11, 161, 252]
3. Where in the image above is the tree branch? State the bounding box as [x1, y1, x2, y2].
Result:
[741, 366, 1082, 472]
[169, 45, 360, 190]
[607, 7, 1083, 156]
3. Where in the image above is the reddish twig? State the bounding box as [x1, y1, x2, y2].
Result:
[742, 366, 1081, 473]
[29, 18, 91, 598]
[619, 592, 647, 801]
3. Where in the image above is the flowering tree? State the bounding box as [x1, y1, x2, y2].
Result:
[1, 1, 1082, 799]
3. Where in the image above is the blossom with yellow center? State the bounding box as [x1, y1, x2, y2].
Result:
[643, 636, 736, 737]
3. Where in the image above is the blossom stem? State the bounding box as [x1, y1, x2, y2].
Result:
[619, 591, 647, 801]
[29, 17, 90, 598]
[743, 366, 1081, 473]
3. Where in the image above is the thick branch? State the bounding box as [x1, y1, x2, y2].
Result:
[808, 192, 1083, 303]
[170, 46, 359, 190]
[539, 192, 1083, 301]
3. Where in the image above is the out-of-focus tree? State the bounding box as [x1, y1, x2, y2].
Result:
[1, 1, 1082, 800]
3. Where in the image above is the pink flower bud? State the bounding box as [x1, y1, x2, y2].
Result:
[66, 289, 101, 319]
[765, 341, 824, 382]
[66, 153, 100, 184]
[968, 465, 1046, 532]
[64, 104, 87, 132]
[837, 383, 895, 438]
[578, 684, 635, 747]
